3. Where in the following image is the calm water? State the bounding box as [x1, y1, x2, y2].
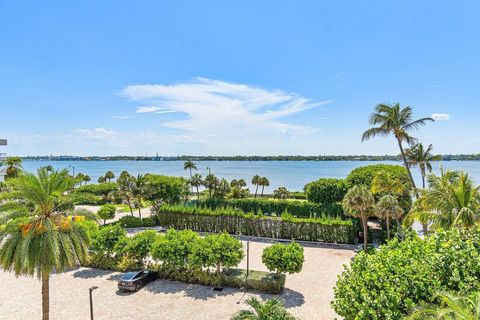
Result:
[21, 160, 480, 192]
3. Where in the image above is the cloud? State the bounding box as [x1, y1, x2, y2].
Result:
[112, 115, 130, 119]
[122, 78, 329, 139]
[432, 113, 451, 121]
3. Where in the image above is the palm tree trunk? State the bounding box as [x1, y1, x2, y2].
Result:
[254, 185, 258, 198]
[189, 168, 193, 193]
[126, 197, 134, 216]
[362, 215, 368, 250]
[196, 186, 200, 201]
[261, 185, 265, 197]
[386, 216, 391, 240]
[42, 271, 49, 320]
[216, 262, 221, 273]
[137, 199, 142, 219]
[420, 169, 428, 236]
[397, 138, 417, 190]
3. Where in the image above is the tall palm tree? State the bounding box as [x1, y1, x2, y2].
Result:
[184, 160, 197, 192]
[420, 169, 480, 229]
[190, 173, 203, 201]
[405, 291, 480, 319]
[83, 175, 91, 185]
[406, 143, 441, 189]
[117, 172, 135, 216]
[104, 171, 115, 182]
[362, 103, 434, 190]
[97, 176, 106, 183]
[273, 187, 290, 200]
[342, 185, 376, 250]
[251, 175, 261, 198]
[259, 177, 270, 197]
[1, 156, 23, 179]
[0, 168, 89, 320]
[131, 174, 147, 219]
[203, 173, 219, 199]
[376, 195, 404, 240]
[231, 297, 297, 320]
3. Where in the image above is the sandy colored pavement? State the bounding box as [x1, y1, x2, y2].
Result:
[0, 240, 354, 320]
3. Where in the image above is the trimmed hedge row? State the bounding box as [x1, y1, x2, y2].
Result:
[154, 205, 355, 244]
[195, 198, 343, 219]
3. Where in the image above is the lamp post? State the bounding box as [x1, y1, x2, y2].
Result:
[89, 286, 98, 320]
[69, 165, 75, 177]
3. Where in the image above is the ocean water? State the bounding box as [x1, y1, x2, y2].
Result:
[21, 160, 480, 192]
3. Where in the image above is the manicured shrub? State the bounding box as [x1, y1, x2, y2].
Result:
[77, 220, 99, 241]
[262, 242, 304, 274]
[155, 205, 355, 244]
[144, 174, 189, 207]
[332, 229, 480, 320]
[305, 178, 347, 204]
[346, 164, 410, 188]
[70, 192, 104, 205]
[123, 229, 158, 262]
[190, 233, 244, 273]
[74, 182, 118, 196]
[90, 224, 127, 256]
[97, 204, 116, 224]
[151, 229, 199, 268]
[117, 215, 143, 228]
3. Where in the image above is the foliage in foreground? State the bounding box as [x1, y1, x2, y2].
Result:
[231, 297, 297, 320]
[332, 229, 480, 320]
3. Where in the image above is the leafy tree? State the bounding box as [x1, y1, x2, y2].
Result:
[229, 179, 250, 199]
[190, 173, 203, 201]
[90, 224, 127, 257]
[83, 175, 91, 185]
[406, 143, 441, 189]
[131, 174, 147, 219]
[0, 168, 89, 320]
[261, 242, 304, 274]
[361, 103, 433, 190]
[117, 171, 135, 216]
[123, 230, 158, 263]
[144, 174, 189, 209]
[305, 178, 347, 204]
[252, 175, 261, 198]
[342, 185, 375, 250]
[1, 156, 23, 179]
[151, 229, 199, 268]
[104, 171, 115, 182]
[405, 291, 480, 320]
[273, 187, 290, 200]
[231, 298, 298, 320]
[190, 232, 244, 273]
[376, 195, 404, 240]
[204, 173, 219, 199]
[97, 176, 106, 183]
[97, 203, 116, 225]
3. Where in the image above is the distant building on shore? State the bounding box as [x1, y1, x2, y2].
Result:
[0, 139, 6, 182]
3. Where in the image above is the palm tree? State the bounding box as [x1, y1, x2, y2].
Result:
[406, 143, 441, 189]
[83, 175, 91, 185]
[419, 169, 480, 229]
[1, 156, 23, 179]
[131, 174, 147, 219]
[216, 178, 231, 199]
[362, 103, 434, 190]
[252, 175, 261, 198]
[0, 168, 89, 320]
[342, 185, 376, 250]
[231, 297, 297, 320]
[405, 291, 480, 319]
[190, 173, 203, 201]
[376, 195, 404, 240]
[104, 171, 115, 182]
[259, 177, 270, 197]
[204, 173, 219, 199]
[117, 171, 135, 216]
[97, 176, 106, 183]
[273, 187, 290, 200]
[184, 160, 198, 193]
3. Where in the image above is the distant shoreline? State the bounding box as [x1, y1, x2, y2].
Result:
[19, 155, 480, 161]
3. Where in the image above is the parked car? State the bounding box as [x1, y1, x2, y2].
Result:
[117, 269, 158, 292]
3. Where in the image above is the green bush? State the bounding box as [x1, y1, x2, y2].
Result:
[97, 204, 116, 224]
[90, 224, 127, 256]
[144, 174, 189, 206]
[262, 242, 304, 274]
[332, 229, 480, 320]
[190, 233, 244, 273]
[116, 215, 157, 228]
[77, 220, 99, 241]
[305, 178, 347, 204]
[155, 205, 355, 244]
[196, 198, 343, 219]
[70, 192, 104, 205]
[123, 229, 158, 262]
[74, 182, 118, 196]
[346, 164, 410, 188]
[151, 229, 199, 268]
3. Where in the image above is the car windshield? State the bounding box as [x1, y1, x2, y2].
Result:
[121, 271, 140, 281]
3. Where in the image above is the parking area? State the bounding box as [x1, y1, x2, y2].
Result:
[0, 240, 355, 320]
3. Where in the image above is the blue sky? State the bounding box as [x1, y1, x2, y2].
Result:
[0, 1, 479, 156]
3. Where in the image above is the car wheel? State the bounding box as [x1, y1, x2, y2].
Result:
[135, 282, 142, 291]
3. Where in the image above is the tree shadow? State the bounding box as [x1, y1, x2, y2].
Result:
[72, 267, 115, 279]
[259, 287, 305, 308]
[144, 279, 237, 300]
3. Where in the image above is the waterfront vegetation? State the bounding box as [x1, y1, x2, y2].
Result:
[2, 104, 480, 319]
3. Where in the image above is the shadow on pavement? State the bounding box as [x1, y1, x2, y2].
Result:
[72, 268, 115, 279]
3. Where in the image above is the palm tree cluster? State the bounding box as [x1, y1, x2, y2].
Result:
[98, 170, 115, 183]
[251, 175, 270, 197]
[115, 171, 149, 218]
[74, 172, 91, 186]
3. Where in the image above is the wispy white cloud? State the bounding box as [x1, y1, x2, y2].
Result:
[112, 115, 130, 119]
[432, 113, 451, 121]
[122, 78, 329, 141]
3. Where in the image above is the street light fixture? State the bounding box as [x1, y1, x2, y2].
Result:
[89, 286, 98, 320]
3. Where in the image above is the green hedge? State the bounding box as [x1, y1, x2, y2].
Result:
[70, 192, 104, 205]
[305, 178, 347, 204]
[117, 216, 157, 228]
[73, 182, 118, 196]
[196, 198, 343, 219]
[155, 205, 355, 244]
[345, 164, 410, 188]
[153, 266, 285, 294]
